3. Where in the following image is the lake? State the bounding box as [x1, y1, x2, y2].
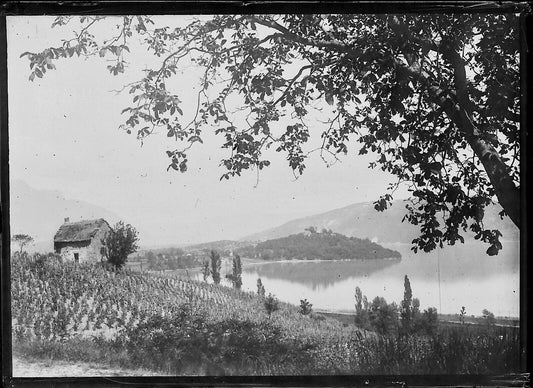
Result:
[190, 240, 520, 317]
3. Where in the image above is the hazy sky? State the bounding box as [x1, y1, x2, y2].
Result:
[7, 16, 406, 246]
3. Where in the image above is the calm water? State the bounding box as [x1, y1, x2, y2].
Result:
[190, 240, 520, 317]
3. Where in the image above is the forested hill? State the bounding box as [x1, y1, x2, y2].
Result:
[235, 228, 401, 261]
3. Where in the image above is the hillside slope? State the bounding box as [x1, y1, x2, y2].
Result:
[12, 255, 364, 375]
[236, 229, 401, 260]
[241, 200, 519, 244]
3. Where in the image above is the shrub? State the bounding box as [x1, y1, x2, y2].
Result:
[264, 294, 280, 318]
[299, 299, 313, 315]
[256, 278, 265, 297]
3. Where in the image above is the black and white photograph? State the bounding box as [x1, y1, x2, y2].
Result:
[4, 7, 525, 379]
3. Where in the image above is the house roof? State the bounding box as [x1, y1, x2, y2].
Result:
[54, 218, 110, 243]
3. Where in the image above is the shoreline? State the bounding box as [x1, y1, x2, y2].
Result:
[241, 257, 402, 265]
[130, 256, 402, 272]
[316, 309, 519, 325]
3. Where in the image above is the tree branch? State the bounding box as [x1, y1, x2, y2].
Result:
[404, 46, 521, 228]
[253, 16, 364, 58]
[273, 65, 312, 106]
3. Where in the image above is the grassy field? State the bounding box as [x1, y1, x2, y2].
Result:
[11, 253, 522, 375]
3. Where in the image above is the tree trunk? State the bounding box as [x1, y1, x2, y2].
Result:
[428, 84, 521, 228]
[440, 43, 521, 228]
[402, 47, 521, 229]
[464, 126, 521, 227]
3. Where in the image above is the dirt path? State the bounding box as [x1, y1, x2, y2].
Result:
[12, 355, 161, 377]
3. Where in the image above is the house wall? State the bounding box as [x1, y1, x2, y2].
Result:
[85, 225, 110, 262]
[56, 240, 91, 262]
[56, 224, 111, 263]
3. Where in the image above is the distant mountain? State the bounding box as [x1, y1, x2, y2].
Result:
[9, 179, 120, 252]
[236, 229, 401, 261]
[241, 200, 519, 244]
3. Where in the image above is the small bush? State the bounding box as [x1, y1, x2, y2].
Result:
[264, 294, 280, 318]
[257, 278, 265, 297]
[299, 299, 313, 315]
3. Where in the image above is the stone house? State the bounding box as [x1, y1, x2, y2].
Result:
[53, 218, 111, 263]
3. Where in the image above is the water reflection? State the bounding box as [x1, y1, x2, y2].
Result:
[244, 259, 400, 290]
[237, 241, 519, 317]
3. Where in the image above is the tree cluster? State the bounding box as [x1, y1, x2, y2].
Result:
[237, 228, 401, 261]
[354, 277, 438, 336]
[139, 249, 204, 271]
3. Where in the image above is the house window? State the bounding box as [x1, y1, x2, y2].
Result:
[74, 253, 79, 262]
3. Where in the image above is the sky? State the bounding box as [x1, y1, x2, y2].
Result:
[8, 15, 406, 246]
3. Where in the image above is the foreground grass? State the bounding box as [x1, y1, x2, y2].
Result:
[12, 255, 522, 375]
[13, 338, 163, 376]
[13, 317, 521, 375]
[14, 337, 130, 371]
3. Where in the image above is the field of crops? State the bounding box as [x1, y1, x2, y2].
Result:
[12, 256, 247, 341]
[11, 254, 357, 349]
[11, 253, 522, 375]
